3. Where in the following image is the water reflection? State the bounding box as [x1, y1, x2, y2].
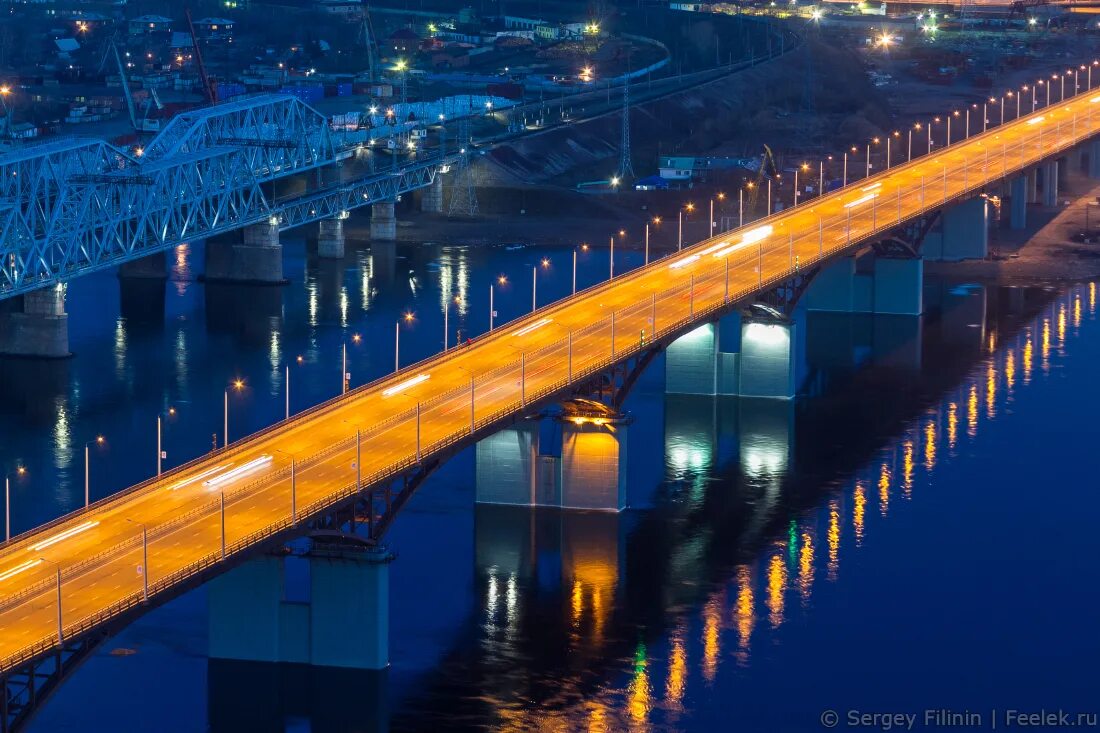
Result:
[389, 282, 1092, 733]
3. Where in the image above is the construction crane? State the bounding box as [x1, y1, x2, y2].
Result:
[186, 8, 217, 104]
[111, 42, 161, 132]
[746, 144, 778, 213]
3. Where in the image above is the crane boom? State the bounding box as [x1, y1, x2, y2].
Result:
[111, 42, 139, 130]
[185, 8, 217, 104]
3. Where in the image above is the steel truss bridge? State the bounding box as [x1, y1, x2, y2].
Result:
[0, 95, 447, 300]
[3, 72, 1100, 730]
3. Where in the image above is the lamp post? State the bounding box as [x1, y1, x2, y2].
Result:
[491, 274, 506, 330]
[0, 86, 12, 139]
[154, 405, 177, 477]
[739, 188, 745, 227]
[83, 435, 105, 508]
[225, 378, 244, 448]
[342, 333, 361, 394]
[126, 519, 149, 603]
[843, 150, 849, 187]
[396, 312, 414, 371]
[5, 466, 26, 541]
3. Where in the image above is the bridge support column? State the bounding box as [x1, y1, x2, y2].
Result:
[925, 196, 987, 261]
[560, 420, 627, 511]
[0, 285, 70, 358]
[420, 177, 444, 214]
[872, 257, 923, 316]
[475, 421, 539, 505]
[205, 223, 286, 284]
[664, 322, 719, 395]
[1026, 168, 1039, 203]
[209, 544, 393, 670]
[318, 218, 346, 259]
[1089, 140, 1100, 180]
[801, 257, 858, 312]
[1041, 161, 1059, 207]
[738, 317, 799, 399]
[370, 201, 397, 241]
[1009, 176, 1028, 230]
[118, 251, 167, 279]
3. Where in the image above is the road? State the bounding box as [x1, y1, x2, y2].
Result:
[0, 80, 1095, 672]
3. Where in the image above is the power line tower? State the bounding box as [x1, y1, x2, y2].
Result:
[448, 118, 479, 217]
[618, 77, 635, 183]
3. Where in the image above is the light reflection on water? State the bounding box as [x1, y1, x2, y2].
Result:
[383, 282, 1099, 733]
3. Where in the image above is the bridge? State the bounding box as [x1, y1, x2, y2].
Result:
[0, 94, 448, 301]
[1, 67, 1098, 729]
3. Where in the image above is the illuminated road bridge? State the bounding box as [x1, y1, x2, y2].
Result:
[2, 67, 1100, 732]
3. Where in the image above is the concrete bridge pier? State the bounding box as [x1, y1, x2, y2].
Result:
[665, 312, 805, 399]
[1089, 140, 1100, 180]
[317, 217, 346, 259]
[1040, 161, 1059, 207]
[205, 222, 286, 284]
[118, 251, 168, 279]
[209, 543, 393, 670]
[370, 201, 397, 241]
[475, 416, 628, 511]
[420, 177, 444, 214]
[0, 285, 70, 358]
[1009, 176, 1028, 230]
[1026, 168, 1039, 204]
[803, 252, 924, 316]
[924, 196, 988, 261]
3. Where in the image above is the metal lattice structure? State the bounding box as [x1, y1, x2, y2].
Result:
[0, 95, 447, 300]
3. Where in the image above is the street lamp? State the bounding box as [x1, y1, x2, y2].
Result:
[5, 466, 26, 541]
[342, 333, 362, 394]
[396, 312, 414, 371]
[491, 274, 507, 330]
[38, 556, 63, 644]
[224, 379, 245, 448]
[83, 435, 105, 508]
[678, 203, 694, 249]
[646, 218, 660, 264]
[0, 86, 12, 139]
[126, 519, 149, 603]
[157, 406, 176, 475]
[709, 193, 725, 237]
[285, 356, 303, 420]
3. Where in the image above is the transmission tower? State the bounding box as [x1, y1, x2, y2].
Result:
[618, 78, 635, 183]
[448, 118, 479, 217]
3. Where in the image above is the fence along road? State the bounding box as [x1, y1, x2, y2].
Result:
[1, 77, 1097, 673]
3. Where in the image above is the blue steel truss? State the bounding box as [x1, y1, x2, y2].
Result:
[0, 95, 442, 300]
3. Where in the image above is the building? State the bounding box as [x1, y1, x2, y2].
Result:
[386, 28, 420, 56]
[193, 17, 235, 41]
[129, 15, 173, 35]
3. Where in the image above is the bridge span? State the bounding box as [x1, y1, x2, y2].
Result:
[1, 67, 1099, 730]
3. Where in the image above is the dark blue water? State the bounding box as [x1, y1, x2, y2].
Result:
[6, 237, 1098, 732]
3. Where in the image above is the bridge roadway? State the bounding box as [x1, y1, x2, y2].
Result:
[0, 83, 1096, 673]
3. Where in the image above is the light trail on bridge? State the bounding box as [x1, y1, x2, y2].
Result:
[0, 72, 1098, 676]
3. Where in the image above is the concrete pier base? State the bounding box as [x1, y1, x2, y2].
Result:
[370, 201, 397, 241]
[0, 286, 70, 358]
[872, 257, 923, 316]
[1089, 140, 1100, 180]
[1041, 161, 1059, 207]
[924, 197, 988, 261]
[1009, 176, 1028, 230]
[205, 223, 286, 284]
[420, 177, 443, 213]
[118, 251, 168, 279]
[317, 218, 346, 259]
[665, 312, 804, 399]
[803, 254, 924, 315]
[208, 543, 393, 670]
[1027, 168, 1039, 204]
[475, 416, 628, 510]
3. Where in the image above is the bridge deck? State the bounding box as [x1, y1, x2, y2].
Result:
[0, 85, 1095, 673]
